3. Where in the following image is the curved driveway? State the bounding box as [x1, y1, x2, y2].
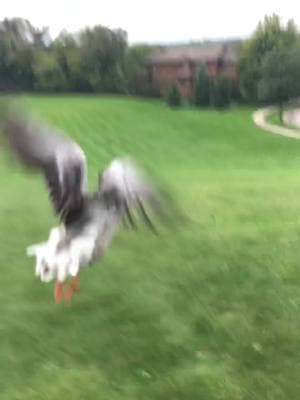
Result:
[252, 107, 300, 140]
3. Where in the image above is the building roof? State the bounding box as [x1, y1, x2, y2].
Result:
[146, 43, 237, 65]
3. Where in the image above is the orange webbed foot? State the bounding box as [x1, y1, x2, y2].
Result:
[54, 281, 63, 304]
[64, 286, 75, 302]
[64, 275, 80, 302]
[71, 275, 80, 291]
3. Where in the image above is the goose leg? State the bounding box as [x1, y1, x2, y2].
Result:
[54, 281, 63, 303]
[64, 275, 80, 302]
[70, 274, 80, 291]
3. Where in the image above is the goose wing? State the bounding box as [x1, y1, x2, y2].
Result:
[1, 104, 87, 224]
[99, 158, 168, 234]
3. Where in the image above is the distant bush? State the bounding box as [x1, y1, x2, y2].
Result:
[230, 79, 242, 102]
[211, 75, 231, 108]
[194, 64, 210, 106]
[194, 64, 234, 109]
[166, 83, 181, 108]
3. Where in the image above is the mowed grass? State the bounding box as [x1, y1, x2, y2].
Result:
[1, 95, 300, 399]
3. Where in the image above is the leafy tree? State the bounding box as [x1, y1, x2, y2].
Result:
[0, 18, 49, 90]
[194, 64, 210, 106]
[123, 44, 154, 95]
[33, 51, 67, 91]
[52, 32, 90, 92]
[258, 45, 300, 123]
[238, 14, 299, 103]
[79, 26, 127, 92]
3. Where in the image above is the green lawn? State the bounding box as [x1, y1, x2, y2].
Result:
[1, 96, 300, 399]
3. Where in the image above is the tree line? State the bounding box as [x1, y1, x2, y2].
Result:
[239, 14, 300, 121]
[167, 64, 238, 109]
[168, 14, 300, 113]
[0, 17, 153, 94]
[1, 14, 300, 117]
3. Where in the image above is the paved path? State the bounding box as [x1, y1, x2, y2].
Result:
[252, 107, 300, 140]
[283, 108, 300, 129]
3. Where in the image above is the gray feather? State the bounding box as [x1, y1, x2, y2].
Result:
[1, 105, 87, 223]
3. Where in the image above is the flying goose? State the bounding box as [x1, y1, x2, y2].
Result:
[1, 104, 168, 303]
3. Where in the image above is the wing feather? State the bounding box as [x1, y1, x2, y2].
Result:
[98, 158, 167, 233]
[1, 104, 87, 224]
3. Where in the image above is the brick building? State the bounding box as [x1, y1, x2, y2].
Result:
[145, 43, 237, 98]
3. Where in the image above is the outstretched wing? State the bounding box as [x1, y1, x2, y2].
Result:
[1, 104, 87, 224]
[98, 158, 168, 234]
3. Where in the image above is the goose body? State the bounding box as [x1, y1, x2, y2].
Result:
[1, 104, 167, 302]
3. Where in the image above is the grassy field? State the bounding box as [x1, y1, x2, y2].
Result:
[1, 95, 300, 399]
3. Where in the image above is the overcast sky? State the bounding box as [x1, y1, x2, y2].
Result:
[1, 0, 299, 43]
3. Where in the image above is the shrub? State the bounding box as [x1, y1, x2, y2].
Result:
[211, 75, 231, 108]
[194, 64, 210, 106]
[166, 82, 181, 108]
